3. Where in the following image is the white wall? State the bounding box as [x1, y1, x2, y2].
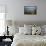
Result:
[14, 0, 46, 22]
[0, 0, 46, 22]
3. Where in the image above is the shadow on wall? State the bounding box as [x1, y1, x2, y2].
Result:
[5, 20, 46, 27]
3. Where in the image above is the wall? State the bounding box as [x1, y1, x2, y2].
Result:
[14, 0, 46, 22]
[0, 0, 46, 22]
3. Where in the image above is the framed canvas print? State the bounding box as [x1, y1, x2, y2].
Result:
[24, 6, 37, 15]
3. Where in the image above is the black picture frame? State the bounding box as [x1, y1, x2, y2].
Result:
[24, 6, 37, 15]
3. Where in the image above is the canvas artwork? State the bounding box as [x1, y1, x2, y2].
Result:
[24, 6, 37, 15]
